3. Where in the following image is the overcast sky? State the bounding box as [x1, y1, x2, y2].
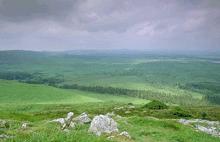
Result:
[0, 0, 219, 52]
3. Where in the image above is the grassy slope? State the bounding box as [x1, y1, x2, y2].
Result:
[4, 116, 220, 142]
[0, 80, 219, 142]
[0, 80, 147, 105]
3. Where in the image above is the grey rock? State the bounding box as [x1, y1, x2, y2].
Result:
[51, 112, 74, 130]
[195, 125, 220, 137]
[178, 119, 220, 137]
[66, 112, 74, 122]
[89, 115, 118, 136]
[178, 119, 219, 125]
[178, 119, 190, 125]
[75, 112, 91, 124]
[51, 118, 65, 125]
[63, 112, 74, 129]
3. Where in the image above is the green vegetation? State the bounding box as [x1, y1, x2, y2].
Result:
[3, 116, 220, 142]
[170, 107, 192, 118]
[144, 100, 168, 110]
[1, 51, 220, 105]
[59, 84, 205, 105]
[0, 51, 220, 141]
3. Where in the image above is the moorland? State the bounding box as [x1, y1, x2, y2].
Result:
[0, 50, 220, 142]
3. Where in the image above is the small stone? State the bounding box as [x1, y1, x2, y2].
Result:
[114, 107, 124, 110]
[119, 131, 131, 139]
[107, 135, 115, 140]
[106, 112, 115, 118]
[125, 111, 131, 114]
[21, 123, 28, 129]
[0, 120, 9, 128]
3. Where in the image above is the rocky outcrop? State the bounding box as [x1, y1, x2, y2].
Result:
[195, 125, 220, 137]
[50, 112, 131, 140]
[179, 119, 219, 125]
[88, 115, 118, 136]
[178, 119, 220, 137]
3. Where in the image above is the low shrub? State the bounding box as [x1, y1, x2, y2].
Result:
[144, 100, 168, 110]
[171, 107, 192, 118]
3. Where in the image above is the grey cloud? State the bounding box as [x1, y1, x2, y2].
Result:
[0, 0, 219, 51]
[0, 0, 81, 21]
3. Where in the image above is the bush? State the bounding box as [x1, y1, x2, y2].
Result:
[171, 107, 192, 118]
[201, 112, 207, 119]
[128, 102, 134, 106]
[144, 100, 168, 110]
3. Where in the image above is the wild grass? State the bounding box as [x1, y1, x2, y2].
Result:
[3, 114, 220, 142]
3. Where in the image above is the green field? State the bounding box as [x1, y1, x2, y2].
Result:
[0, 80, 147, 105]
[0, 51, 220, 142]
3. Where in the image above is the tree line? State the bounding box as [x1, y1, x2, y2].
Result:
[0, 71, 215, 105]
[60, 84, 206, 105]
[204, 94, 220, 105]
[0, 72, 64, 86]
